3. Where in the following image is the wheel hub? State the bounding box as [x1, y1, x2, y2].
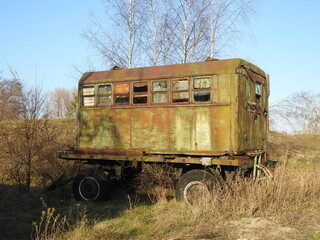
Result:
[183, 181, 210, 204]
[78, 177, 100, 201]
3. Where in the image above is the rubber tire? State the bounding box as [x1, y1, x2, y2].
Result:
[72, 169, 111, 201]
[175, 169, 220, 204]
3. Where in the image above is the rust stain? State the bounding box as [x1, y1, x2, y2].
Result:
[67, 58, 268, 167]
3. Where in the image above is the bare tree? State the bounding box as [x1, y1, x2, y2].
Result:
[83, 0, 257, 67]
[0, 74, 24, 121]
[142, 0, 177, 65]
[83, 0, 145, 68]
[142, 0, 160, 65]
[47, 87, 77, 118]
[208, 0, 256, 58]
[159, 0, 209, 63]
[270, 92, 320, 133]
[0, 82, 64, 189]
[158, 12, 176, 65]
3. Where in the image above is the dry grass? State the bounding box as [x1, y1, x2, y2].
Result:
[46, 138, 320, 240]
[5, 131, 320, 240]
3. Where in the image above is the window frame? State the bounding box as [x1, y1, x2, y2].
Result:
[97, 83, 113, 107]
[171, 78, 190, 104]
[132, 81, 149, 105]
[114, 82, 130, 106]
[81, 85, 96, 107]
[255, 82, 262, 106]
[151, 80, 169, 105]
[192, 76, 213, 104]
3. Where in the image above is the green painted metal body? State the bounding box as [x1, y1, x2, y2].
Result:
[59, 58, 268, 167]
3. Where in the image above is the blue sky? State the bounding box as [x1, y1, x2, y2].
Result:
[0, 0, 319, 104]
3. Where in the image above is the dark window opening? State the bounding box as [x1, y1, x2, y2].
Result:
[133, 82, 148, 104]
[115, 95, 129, 105]
[133, 94, 148, 104]
[194, 91, 211, 102]
[133, 82, 148, 92]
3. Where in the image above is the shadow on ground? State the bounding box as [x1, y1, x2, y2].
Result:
[0, 184, 43, 240]
[0, 183, 153, 240]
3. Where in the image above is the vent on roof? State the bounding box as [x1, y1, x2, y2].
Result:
[111, 66, 122, 70]
[205, 57, 219, 62]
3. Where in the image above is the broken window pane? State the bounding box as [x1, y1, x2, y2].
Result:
[98, 96, 112, 106]
[133, 82, 148, 92]
[83, 97, 95, 107]
[194, 91, 211, 102]
[133, 94, 148, 104]
[194, 77, 212, 89]
[115, 95, 129, 105]
[172, 92, 189, 103]
[152, 92, 168, 104]
[83, 86, 95, 96]
[98, 84, 112, 95]
[152, 81, 168, 91]
[115, 83, 129, 94]
[172, 79, 189, 90]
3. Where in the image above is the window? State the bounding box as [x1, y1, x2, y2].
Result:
[255, 83, 262, 106]
[172, 79, 188, 91]
[133, 82, 148, 104]
[172, 79, 189, 103]
[173, 92, 189, 102]
[97, 84, 112, 106]
[194, 91, 211, 102]
[82, 85, 95, 107]
[255, 83, 261, 96]
[115, 83, 130, 105]
[193, 76, 212, 103]
[194, 77, 212, 89]
[152, 80, 168, 104]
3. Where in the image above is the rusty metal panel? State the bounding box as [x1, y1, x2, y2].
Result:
[79, 109, 131, 150]
[80, 59, 242, 85]
[169, 107, 217, 152]
[211, 105, 232, 152]
[75, 58, 268, 163]
[170, 107, 193, 151]
[131, 108, 170, 150]
[237, 67, 268, 152]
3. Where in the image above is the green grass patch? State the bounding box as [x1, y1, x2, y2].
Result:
[310, 232, 320, 239]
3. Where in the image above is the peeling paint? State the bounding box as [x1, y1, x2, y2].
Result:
[60, 58, 268, 167]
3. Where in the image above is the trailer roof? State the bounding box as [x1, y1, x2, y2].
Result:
[79, 58, 266, 85]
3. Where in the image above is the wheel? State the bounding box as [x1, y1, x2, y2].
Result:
[72, 169, 111, 201]
[175, 169, 221, 204]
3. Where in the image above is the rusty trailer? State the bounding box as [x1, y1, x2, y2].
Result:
[58, 58, 269, 202]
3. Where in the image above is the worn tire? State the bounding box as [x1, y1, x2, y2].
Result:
[72, 169, 111, 201]
[175, 169, 221, 204]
